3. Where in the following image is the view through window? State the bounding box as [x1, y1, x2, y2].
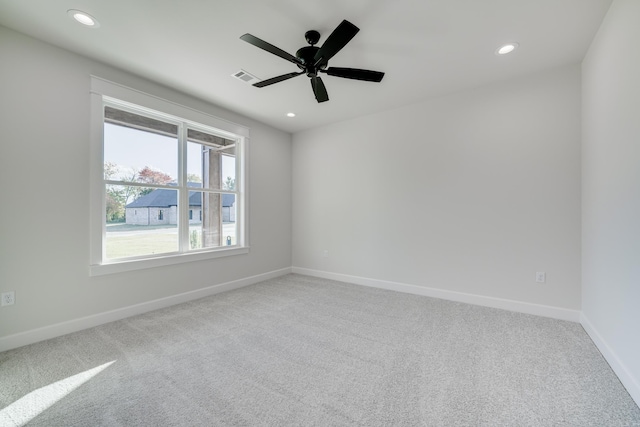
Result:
[102, 104, 241, 261]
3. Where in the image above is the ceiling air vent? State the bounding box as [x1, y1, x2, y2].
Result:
[232, 69, 259, 84]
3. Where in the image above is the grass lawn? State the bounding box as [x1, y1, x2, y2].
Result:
[105, 223, 236, 259]
[106, 231, 178, 259]
[106, 223, 177, 232]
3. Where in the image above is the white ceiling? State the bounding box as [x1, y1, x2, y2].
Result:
[0, 0, 612, 133]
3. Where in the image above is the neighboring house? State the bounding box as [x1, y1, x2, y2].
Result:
[125, 184, 235, 225]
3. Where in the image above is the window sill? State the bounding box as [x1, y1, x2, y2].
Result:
[89, 246, 249, 276]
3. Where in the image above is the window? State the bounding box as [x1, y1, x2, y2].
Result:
[90, 77, 248, 275]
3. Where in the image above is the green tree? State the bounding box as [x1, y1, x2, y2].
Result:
[223, 176, 235, 190]
[105, 185, 126, 222]
[104, 161, 119, 180]
[187, 173, 202, 183]
[104, 162, 128, 222]
[121, 168, 141, 203]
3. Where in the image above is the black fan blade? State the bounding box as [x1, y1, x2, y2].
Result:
[240, 34, 303, 66]
[254, 72, 304, 88]
[322, 67, 385, 82]
[311, 76, 329, 103]
[313, 20, 359, 64]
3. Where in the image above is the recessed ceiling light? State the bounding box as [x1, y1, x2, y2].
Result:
[286, 112, 296, 118]
[67, 9, 100, 28]
[496, 43, 518, 55]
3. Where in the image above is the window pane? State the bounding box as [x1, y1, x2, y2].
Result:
[187, 129, 235, 190]
[223, 195, 237, 247]
[188, 191, 236, 250]
[221, 149, 236, 191]
[105, 185, 178, 259]
[104, 107, 178, 183]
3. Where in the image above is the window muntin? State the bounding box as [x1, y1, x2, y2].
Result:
[99, 101, 245, 265]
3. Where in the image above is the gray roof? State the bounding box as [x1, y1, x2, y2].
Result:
[126, 184, 235, 208]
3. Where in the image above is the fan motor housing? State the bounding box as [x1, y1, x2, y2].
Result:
[296, 46, 319, 64]
[296, 46, 326, 76]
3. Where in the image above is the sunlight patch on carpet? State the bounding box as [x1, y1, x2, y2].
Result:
[0, 361, 115, 427]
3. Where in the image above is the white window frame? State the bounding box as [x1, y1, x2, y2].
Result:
[89, 76, 249, 276]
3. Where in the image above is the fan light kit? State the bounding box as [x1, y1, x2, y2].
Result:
[240, 19, 384, 103]
[68, 9, 100, 27]
[496, 43, 518, 55]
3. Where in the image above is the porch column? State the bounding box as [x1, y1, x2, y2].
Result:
[202, 148, 221, 247]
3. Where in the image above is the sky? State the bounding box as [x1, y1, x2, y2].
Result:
[104, 123, 235, 184]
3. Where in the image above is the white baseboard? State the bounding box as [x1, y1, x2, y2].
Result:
[0, 267, 292, 353]
[580, 313, 640, 407]
[291, 267, 581, 322]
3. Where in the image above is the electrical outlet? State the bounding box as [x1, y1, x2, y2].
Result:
[535, 272, 546, 283]
[322, 250, 329, 258]
[1, 291, 15, 306]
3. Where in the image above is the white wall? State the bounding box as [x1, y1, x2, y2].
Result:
[293, 64, 582, 314]
[581, 0, 640, 404]
[0, 26, 292, 344]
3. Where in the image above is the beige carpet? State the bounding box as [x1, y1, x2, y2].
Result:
[1, 274, 639, 426]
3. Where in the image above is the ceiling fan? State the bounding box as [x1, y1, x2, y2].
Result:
[240, 20, 384, 103]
